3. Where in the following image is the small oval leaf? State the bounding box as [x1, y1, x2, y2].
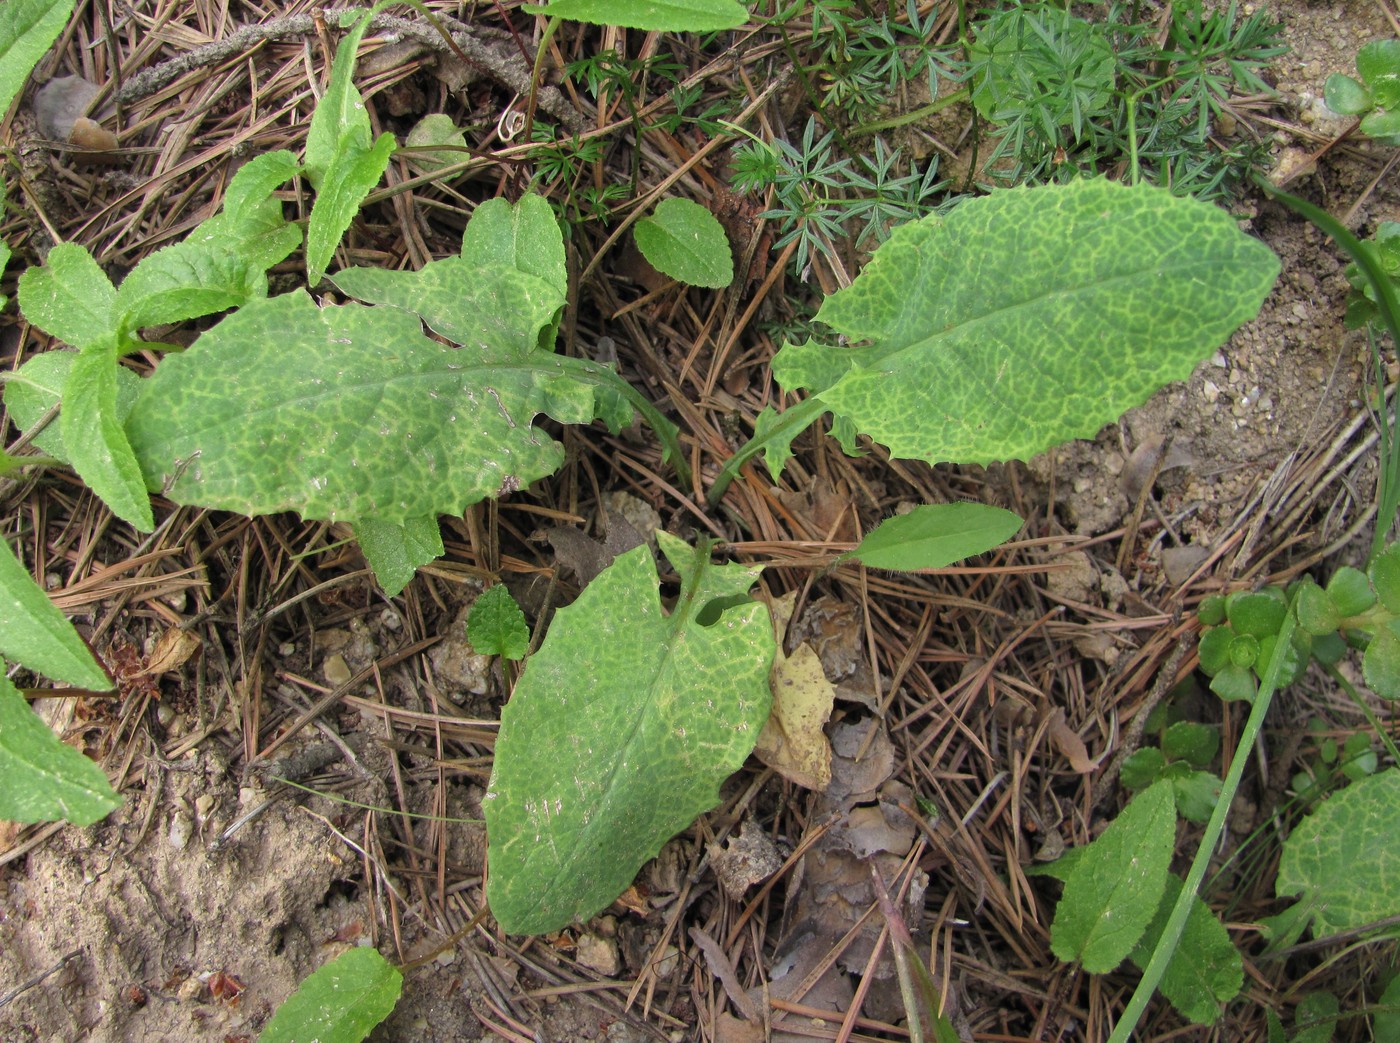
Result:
[845, 503, 1022, 571]
[259, 947, 402, 1043]
[634, 198, 734, 289]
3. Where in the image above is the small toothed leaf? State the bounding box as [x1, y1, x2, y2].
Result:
[467, 585, 529, 661]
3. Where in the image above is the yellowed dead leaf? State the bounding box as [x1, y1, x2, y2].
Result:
[755, 593, 834, 791]
[141, 628, 201, 676]
[0, 819, 18, 858]
[1046, 707, 1096, 774]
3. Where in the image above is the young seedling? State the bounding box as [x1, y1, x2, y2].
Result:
[1324, 38, 1400, 145]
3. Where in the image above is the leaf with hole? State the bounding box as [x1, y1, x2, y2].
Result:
[754, 180, 1277, 478]
[485, 532, 773, 935]
[634, 198, 733, 289]
[258, 946, 402, 1043]
[1276, 769, 1400, 939]
[840, 502, 1023, 571]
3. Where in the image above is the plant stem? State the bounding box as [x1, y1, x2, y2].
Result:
[849, 87, 971, 138]
[1107, 599, 1298, 1043]
[706, 397, 828, 507]
[1321, 660, 1400, 767]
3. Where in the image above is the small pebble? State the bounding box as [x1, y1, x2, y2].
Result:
[322, 653, 352, 687]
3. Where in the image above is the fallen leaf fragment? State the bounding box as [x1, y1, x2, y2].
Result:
[140, 627, 201, 676]
[709, 821, 784, 898]
[1046, 707, 1097, 774]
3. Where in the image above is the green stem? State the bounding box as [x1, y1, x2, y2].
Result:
[1108, 598, 1298, 1043]
[556, 356, 692, 489]
[523, 16, 563, 144]
[1254, 177, 1400, 562]
[849, 87, 971, 138]
[1322, 660, 1400, 767]
[706, 397, 827, 507]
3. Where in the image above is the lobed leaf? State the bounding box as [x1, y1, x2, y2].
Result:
[768, 179, 1279, 472]
[0, 673, 120, 825]
[1276, 768, 1400, 939]
[634, 198, 734, 289]
[843, 502, 1023, 571]
[520, 0, 749, 31]
[62, 339, 154, 531]
[0, 0, 76, 117]
[354, 515, 443, 597]
[467, 585, 529, 661]
[258, 946, 402, 1043]
[485, 533, 774, 935]
[124, 289, 613, 525]
[0, 536, 110, 690]
[1050, 780, 1175, 973]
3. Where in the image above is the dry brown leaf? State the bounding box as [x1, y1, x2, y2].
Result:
[755, 593, 834, 790]
[141, 628, 201, 676]
[714, 1012, 764, 1043]
[1045, 707, 1096, 773]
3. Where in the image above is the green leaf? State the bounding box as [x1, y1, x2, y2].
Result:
[1225, 590, 1287, 638]
[1357, 39, 1400, 108]
[404, 113, 466, 173]
[354, 515, 443, 597]
[485, 533, 774, 935]
[258, 946, 402, 1043]
[1326, 566, 1375, 617]
[17, 243, 116, 349]
[1209, 663, 1257, 703]
[1128, 874, 1242, 1025]
[467, 585, 529, 661]
[1164, 765, 1221, 823]
[0, 0, 75, 117]
[1161, 721, 1219, 767]
[3, 349, 141, 464]
[1197, 594, 1227, 626]
[520, 0, 748, 31]
[63, 339, 154, 531]
[1050, 780, 1176, 973]
[1323, 73, 1372, 115]
[1120, 747, 1167, 790]
[303, 10, 376, 185]
[1374, 973, 1400, 1042]
[1293, 991, 1340, 1043]
[0, 673, 120, 825]
[1295, 580, 1340, 637]
[0, 240, 9, 310]
[0, 535, 110, 689]
[842, 502, 1023, 570]
[306, 132, 395, 286]
[634, 198, 733, 289]
[1361, 107, 1400, 145]
[767, 179, 1278, 472]
[333, 195, 566, 347]
[1276, 769, 1400, 939]
[1368, 543, 1400, 614]
[1196, 625, 1234, 675]
[1362, 625, 1400, 699]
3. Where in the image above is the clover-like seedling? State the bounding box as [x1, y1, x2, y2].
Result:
[1121, 719, 1223, 823]
[1324, 39, 1400, 145]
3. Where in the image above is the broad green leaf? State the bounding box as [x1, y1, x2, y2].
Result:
[467, 584, 529, 661]
[1050, 780, 1175, 972]
[520, 0, 748, 31]
[1293, 991, 1340, 1043]
[1323, 73, 1372, 115]
[1295, 580, 1340, 637]
[1357, 39, 1400, 108]
[306, 132, 395, 285]
[1326, 566, 1375, 617]
[258, 946, 402, 1043]
[18, 243, 117, 349]
[485, 533, 773, 934]
[1360, 107, 1400, 145]
[1276, 769, 1400, 939]
[1363, 624, 1400, 699]
[768, 180, 1279, 471]
[404, 113, 466, 173]
[113, 241, 269, 336]
[0, 535, 110, 689]
[303, 9, 376, 185]
[3, 349, 141, 463]
[333, 194, 566, 348]
[354, 515, 443, 597]
[1161, 721, 1219, 767]
[1375, 973, 1400, 1041]
[1128, 874, 1242, 1025]
[0, 673, 120, 825]
[1226, 589, 1287, 638]
[842, 502, 1022, 571]
[62, 339, 154, 531]
[634, 198, 733, 289]
[1163, 764, 1221, 823]
[0, 0, 75, 117]
[124, 290, 614, 525]
[222, 149, 302, 214]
